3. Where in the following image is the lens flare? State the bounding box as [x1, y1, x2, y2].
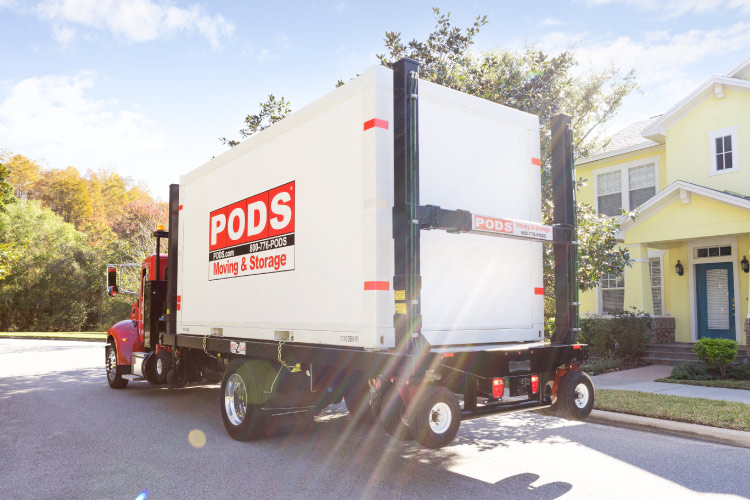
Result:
[188, 429, 207, 448]
[134, 490, 149, 500]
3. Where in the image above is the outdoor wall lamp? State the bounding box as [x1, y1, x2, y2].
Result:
[675, 260, 684, 276]
[742, 256, 749, 273]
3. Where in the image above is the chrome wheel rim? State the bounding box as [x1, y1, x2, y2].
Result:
[428, 402, 452, 434]
[156, 357, 163, 376]
[574, 383, 590, 409]
[225, 373, 247, 426]
[106, 349, 117, 381]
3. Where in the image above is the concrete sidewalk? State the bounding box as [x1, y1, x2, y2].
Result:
[591, 365, 750, 405]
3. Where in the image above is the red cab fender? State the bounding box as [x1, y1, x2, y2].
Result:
[107, 320, 143, 366]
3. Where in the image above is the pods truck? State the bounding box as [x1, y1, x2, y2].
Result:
[104, 58, 593, 449]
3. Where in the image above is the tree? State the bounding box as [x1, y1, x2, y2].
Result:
[2, 153, 40, 200]
[0, 200, 130, 331]
[111, 197, 169, 262]
[0, 160, 17, 281]
[34, 166, 93, 229]
[220, 94, 292, 147]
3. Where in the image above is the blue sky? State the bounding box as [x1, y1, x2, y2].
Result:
[1, 0, 749, 199]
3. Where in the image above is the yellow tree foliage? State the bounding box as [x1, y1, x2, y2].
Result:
[34, 166, 94, 229]
[2, 153, 41, 200]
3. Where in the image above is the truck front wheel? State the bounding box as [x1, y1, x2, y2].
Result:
[220, 358, 273, 441]
[408, 385, 460, 449]
[106, 344, 128, 389]
[557, 370, 594, 421]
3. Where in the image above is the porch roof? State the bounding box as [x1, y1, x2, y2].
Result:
[616, 180, 750, 245]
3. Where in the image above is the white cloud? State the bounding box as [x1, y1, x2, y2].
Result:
[256, 48, 278, 63]
[538, 23, 750, 85]
[539, 17, 561, 27]
[276, 33, 291, 48]
[0, 74, 166, 181]
[53, 23, 75, 45]
[34, 0, 234, 48]
[581, 0, 750, 16]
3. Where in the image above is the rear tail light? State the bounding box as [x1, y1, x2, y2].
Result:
[531, 374, 539, 394]
[492, 378, 504, 399]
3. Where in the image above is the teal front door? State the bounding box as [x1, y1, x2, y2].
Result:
[695, 262, 735, 340]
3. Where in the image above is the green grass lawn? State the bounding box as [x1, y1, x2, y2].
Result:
[0, 331, 107, 340]
[594, 389, 750, 432]
[655, 378, 750, 391]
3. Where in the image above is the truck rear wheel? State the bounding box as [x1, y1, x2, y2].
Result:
[106, 344, 128, 389]
[535, 381, 558, 416]
[154, 350, 171, 384]
[380, 385, 413, 441]
[144, 353, 160, 385]
[220, 358, 274, 441]
[409, 386, 460, 449]
[557, 370, 594, 421]
[166, 367, 187, 389]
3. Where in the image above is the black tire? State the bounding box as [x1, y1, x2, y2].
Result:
[220, 358, 275, 441]
[408, 385, 460, 449]
[535, 404, 558, 416]
[143, 352, 160, 385]
[166, 367, 187, 389]
[379, 385, 413, 441]
[557, 370, 594, 421]
[154, 350, 171, 384]
[344, 376, 377, 424]
[535, 381, 559, 416]
[105, 344, 128, 389]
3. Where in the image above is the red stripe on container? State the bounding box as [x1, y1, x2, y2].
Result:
[534, 287, 544, 295]
[179, 204, 183, 210]
[363, 118, 389, 131]
[364, 281, 390, 291]
[531, 157, 541, 166]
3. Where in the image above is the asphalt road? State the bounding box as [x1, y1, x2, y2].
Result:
[1, 339, 748, 500]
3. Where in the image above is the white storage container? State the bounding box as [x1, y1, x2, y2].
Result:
[176, 64, 543, 349]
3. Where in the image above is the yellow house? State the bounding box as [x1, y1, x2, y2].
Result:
[575, 58, 750, 352]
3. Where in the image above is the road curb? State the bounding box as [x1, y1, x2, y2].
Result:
[0, 336, 106, 343]
[589, 409, 750, 449]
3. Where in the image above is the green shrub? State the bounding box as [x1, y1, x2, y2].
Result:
[694, 338, 737, 378]
[727, 364, 750, 381]
[579, 310, 651, 361]
[670, 362, 710, 380]
[582, 358, 623, 375]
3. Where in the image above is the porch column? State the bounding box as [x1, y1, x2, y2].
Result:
[624, 244, 654, 314]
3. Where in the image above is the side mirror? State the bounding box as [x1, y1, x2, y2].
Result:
[107, 266, 119, 297]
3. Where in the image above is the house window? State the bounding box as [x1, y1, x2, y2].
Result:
[709, 127, 738, 175]
[628, 165, 656, 210]
[649, 258, 662, 316]
[596, 161, 657, 216]
[597, 171, 622, 216]
[695, 246, 731, 258]
[715, 136, 733, 171]
[601, 272, 624, 315]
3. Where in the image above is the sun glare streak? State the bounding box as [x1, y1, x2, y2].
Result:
[134, 489, 149, 500]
